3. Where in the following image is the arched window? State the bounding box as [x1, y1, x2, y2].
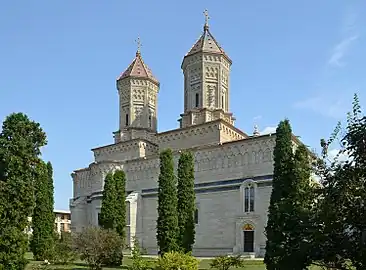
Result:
[244, 184, 255, 212]
[195, 93, 199, 107]
[125, 114, 129, 126]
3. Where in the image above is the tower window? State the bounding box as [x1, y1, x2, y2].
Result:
[222, 96, 224, 110]
[125, 114, 129, 126]
[148, 115, 152, 128]
[195, 93, 199, 107]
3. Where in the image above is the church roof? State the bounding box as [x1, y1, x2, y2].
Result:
[117, 51, 159, 84]
[184, 24, 231, 63]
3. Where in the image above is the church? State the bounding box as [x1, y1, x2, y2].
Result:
[70, 12, 302, 258]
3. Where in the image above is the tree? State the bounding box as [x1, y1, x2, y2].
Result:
[156, 149, 179, 255]
[177, 150, 196, 253]
[30, 161, 55, 260]
[114, 169, 126, 239]
[0, 113, 47, 269]
[311, 94, 366, 269]
[264, 119, 313, 269]
[74, 227, 124, 269]
[99, 172, 117, 230]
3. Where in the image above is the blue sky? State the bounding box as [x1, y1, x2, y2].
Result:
[0, 1, 365, 210]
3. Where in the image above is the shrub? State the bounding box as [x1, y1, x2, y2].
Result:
[130, 237, 154, 270]
[210, 255, 244, 270]
[155, 251, 198, 270]
[50, 232, 77, 265]
[74, 227, 124, 270]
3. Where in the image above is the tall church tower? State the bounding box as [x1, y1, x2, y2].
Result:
[179, 10, 235, 128]
[114, 39, 160, 143]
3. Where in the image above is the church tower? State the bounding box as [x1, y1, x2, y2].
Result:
[179, 10, 235, 128]
[114, 39, 160, 143]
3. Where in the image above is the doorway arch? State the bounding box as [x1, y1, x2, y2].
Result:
[242, 223, 254, 253]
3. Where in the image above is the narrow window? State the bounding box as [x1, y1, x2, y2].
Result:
[195, 93, 199, 107]
[98, 213, 101, 226]
[194, 208, 199, 224]
[125, 114, 129, 126]
[244, 185, 255, 213]
[222, 96, 224, 110]
[249, 186, 255, 212]
[244, 187, 249, 212]
[148, 115, 152, 128]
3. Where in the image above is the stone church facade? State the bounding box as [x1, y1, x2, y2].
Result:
[70, 16, 302, 258]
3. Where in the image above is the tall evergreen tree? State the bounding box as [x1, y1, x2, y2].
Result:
[264, 119, 300, 270]
[30, 161, 55, 260]
[114, 170, 126, 240]
[177, 151, 196, 253]
[99, 172, 117, 230]
[156, 149, 178, 255]
[0, 113, 47, 269]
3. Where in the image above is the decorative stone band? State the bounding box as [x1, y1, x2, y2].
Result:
[78, 174, 273, 203]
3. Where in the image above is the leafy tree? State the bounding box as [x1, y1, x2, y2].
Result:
[99, 172, 117, 230]
[156, 149, 179, 255]
[114, 170, 126, 240]
[0, 113, 47, 269]
[131, 237, 154, 270]
[30, 161, 55, 260]
[177, 150, 196, 253]
[264, 119, 313, 269]
[311, 94, 366, 269]
[74, 227, 124, 269]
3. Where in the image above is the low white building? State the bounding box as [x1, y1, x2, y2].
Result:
[26, 209, 71, 235]
[70, 14, 303, 258]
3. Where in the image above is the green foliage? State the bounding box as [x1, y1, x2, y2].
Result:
[30, 161, 55, 261]
[209, 255, 244, 270]
[312, 94, 366, 269]
[264, 119, 313, 270]
[50, 232, 77, 265]
[156, 149, 179, 255]
[0, 113, 47, 270]
[114, 170, 127, 239]
[74, 227, 124, 269]
[99, 172, 117, 230]
[177, 151, 196, 253]
[130, 237, 154, 270]
[155, 251, 199, 270]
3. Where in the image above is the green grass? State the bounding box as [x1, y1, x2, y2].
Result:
[25, 252, 324, 270]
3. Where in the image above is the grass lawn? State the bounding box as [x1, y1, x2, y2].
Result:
[25, 253, 324, 270]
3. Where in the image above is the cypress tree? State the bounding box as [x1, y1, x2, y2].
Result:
[114, 170, 126, 240]
[99, 172, 117, 230]
[30, 161, 55, 260]
[264, 119, 295, 269]
[0, 113, 47, 269]
[156, 149, 178, 255]
[177, 151, 196, 253]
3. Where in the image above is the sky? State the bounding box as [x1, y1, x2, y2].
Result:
[0, 1, 365, 210]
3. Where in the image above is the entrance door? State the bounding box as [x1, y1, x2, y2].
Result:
[243, 230, 254, 252]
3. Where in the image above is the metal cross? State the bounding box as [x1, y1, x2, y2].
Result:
[135, 36, 142, 54]
[203, 9, 210, 26]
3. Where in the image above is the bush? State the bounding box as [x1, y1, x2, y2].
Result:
[50, 232, 77, 265]
[130, 237, 154, 270]
[210, 255, 244, 270]
[155, 251, 198, 270]
[74, 227, 124, 270]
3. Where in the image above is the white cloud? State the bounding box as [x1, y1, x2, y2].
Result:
[293, 96, 347, 119]
[261, 126, 276, 135]
[327, 148, 349, 163]
[328, 35, 358, 68]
